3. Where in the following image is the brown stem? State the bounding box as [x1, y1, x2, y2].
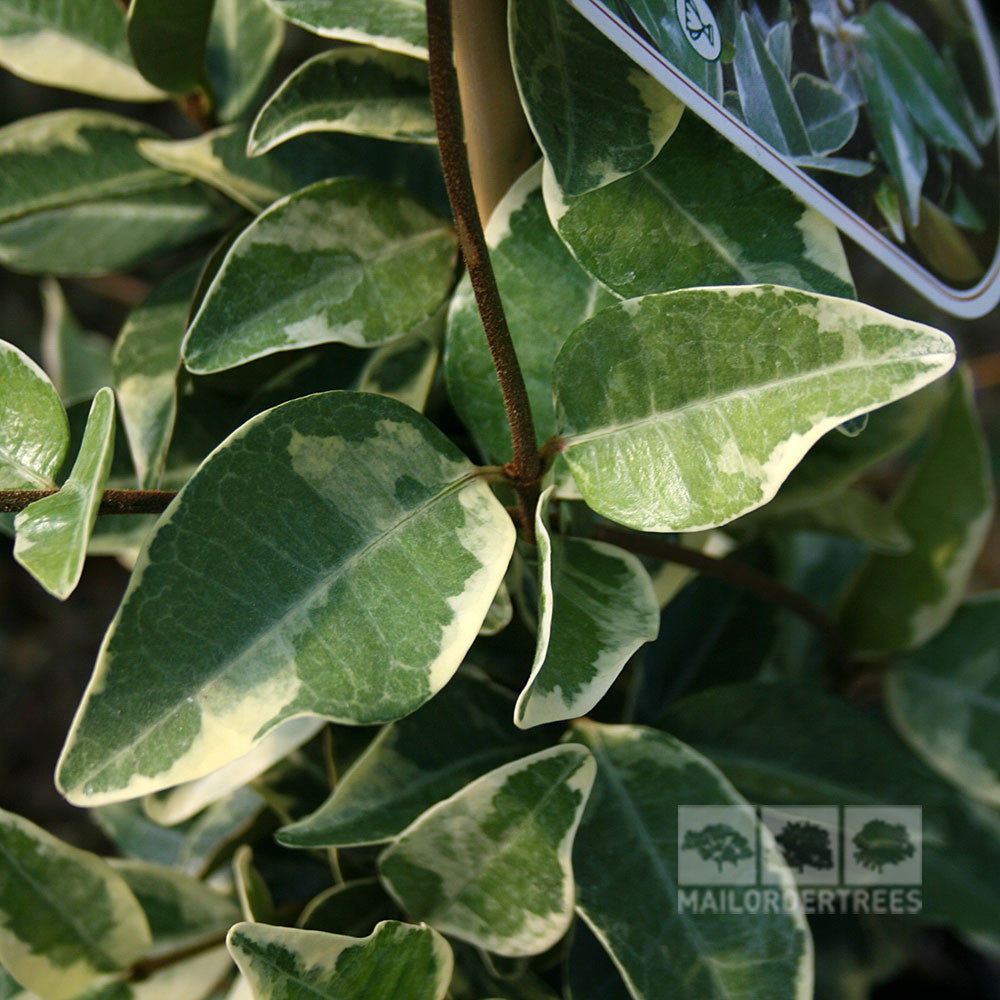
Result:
[425, 0, 542, 540]
[0, 489, 177, 515]
[590, 524, 852, 676]
[128, 930, 228, 982]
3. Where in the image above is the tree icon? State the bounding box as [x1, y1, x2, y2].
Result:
[774, 820, 835, 873]
[682, 823, 754, 872]
[852, 819, 916, 873]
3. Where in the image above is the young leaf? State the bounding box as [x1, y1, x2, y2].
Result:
[0, 340, 69, 489]
[112, 263, 201, 490]
[298, 880, 402, 936]
[514, 488, 659, 728]
[839, 369, 992, 654]
[14, 387, 116, 600]
[358, 309, 443, 414]
[445, 163, 615, 463]
[479, 580, 512, 637]
[228, 920, 452, 1000]
[40, 281, 113, 406]
[888, 595, 1000, 807]
[144, 717, 325, 825]
[183, 178, 457, 373]
[0, 806, 152, 1000]
[0, 0, 164, 101]
[232, 847, 275, 924]
[278, 670, 548, 848]
[664, 682, 1000, 947]
[509, 0, 683, 197]
[127, 0, 214, 94]
[552, 285, 954, 532]
[249, 48, 435, 154]
[207, 0, 284, 123]
[791, 74, 858, 156]
[260, 0, 427, 59]
[732, 12, 812, 157]
[378, 745, 595, 957]
[57, 392, 515, 805]
[569, 722, 812, 1000]
[546, 114, 855, 300]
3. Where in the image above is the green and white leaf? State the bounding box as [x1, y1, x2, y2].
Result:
[260, 0, 427, 59]
[0, 807, 151, 1000]
[278, 670, 547, 848]
[207, 0, 284, 123]
[14, 388, 115, 600]
[0, 339, 69, 489]
[839, 369, 992, 654]
[112, 263, 201, 490]
[553, 285, 955, 532]
[888, 595, 1000, 807]
[445, 163, 615, 463]
[228, 920, 452, 1000]
[0, 0, 164, 100]
[569, 722, 812, 1000]
[249, 47, 434, 154]
[732, 11, 811, 157]
[545, 114, 855, 300]
[509, 0, 682, 197]
[792, 74, 858, 156]
[515, 488, 658, 728]
[479, 581, 512, 637]
[664, 682, 1000, 947]
[127, 0, 214, 93]
[57, 392, 515, 805]
[138, 125, 354, 213]
[144, 717, 325, 825]
[183, 178, 456, 373]
[40, 281, 113, 406]
[378, 745, 595, 957]
[112, 860, 239, 949]
[232, 847, 275, 924]
[298, 880, 401, 936]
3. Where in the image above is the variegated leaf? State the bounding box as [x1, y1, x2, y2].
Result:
[378, 745, 595, 956]
[40, 280, 113, 406]
[227, 920, 452, 1000]
[553, 285, 954, 532]
[515, 488, 658, 728]
[57, 392, 515, 805]
[183, 179, 456, 373]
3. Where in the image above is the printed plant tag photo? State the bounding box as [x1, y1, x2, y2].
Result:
[566, 0, 1000, 316]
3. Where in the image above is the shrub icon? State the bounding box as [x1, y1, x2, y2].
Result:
[682, 823, 754, 872]
[774, 820, 835, 873]
[852, 818, 916, 873]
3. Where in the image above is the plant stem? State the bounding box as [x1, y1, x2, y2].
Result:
[128, 930, 228, 981]
[425, 0, 542, 540]
[0, 489, 177, 515]
[590, 524, 852, 676]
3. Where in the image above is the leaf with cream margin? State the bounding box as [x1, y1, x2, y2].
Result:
[887, 595, 1000, 808]
[232, 847, 275, 924]
[183, 178, 456, 373]
[0, 806, 151, 1000]
[207, 0, 284, 123]
[544, 113, 856, 301]
[0, 0, 164, 101]
[298, 880, 401, 936]
[260, 0, 427, 60]
[663, 682, 1000, 948]
[479, 581, 512, 637]
[112, 263, 201, 490]
[508, 0, 682, 197]
[515, 488, 658, 729]
[278, 670, 548, 849]
[127, 0, 214, 93]
[248, 47, 434, 154]
[0, 339, 69, 489]
[144, 718, 325, 826]
[552, 285, 955, 532]
[358, 307, 444, 414]
[445, 163, 615, 463]
[568, 722, 812, 1000]
[40, 280, 112, 406]
[57, 391, 515, 806]
[227, 920, 452, 1000]
[378, 745, 595, 957]
[14, 388, 115, 600]
[839, 369, 992, 655]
